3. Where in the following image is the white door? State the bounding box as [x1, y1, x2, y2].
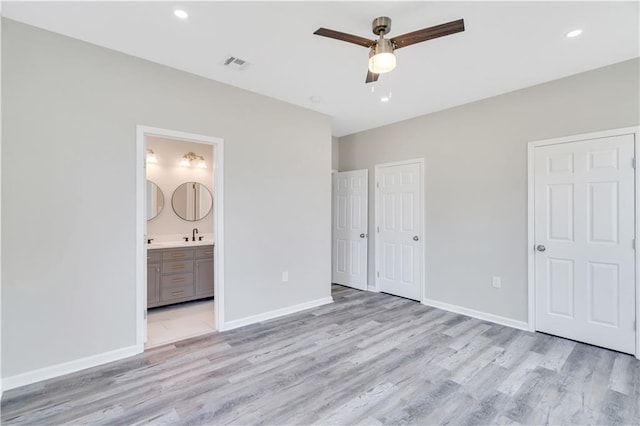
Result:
[534, 134, 635, 354]
[376, 161, 423, 301]
[332, 170, 368, 290]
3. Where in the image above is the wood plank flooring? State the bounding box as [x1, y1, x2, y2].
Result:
[2, 285, 639, 425]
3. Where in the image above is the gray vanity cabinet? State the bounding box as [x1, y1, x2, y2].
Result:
[147, 251, 161, 308]
[147, 245, 214, 308]
[195, 246, 214, 297]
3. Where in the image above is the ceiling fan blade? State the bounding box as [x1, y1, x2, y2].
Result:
[391, 19, 465, 49]
[365, 69, 379, 84]
[314, 28, 375, 48]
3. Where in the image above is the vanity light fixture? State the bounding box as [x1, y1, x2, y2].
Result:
[146, 149, 158, 164]
[180, 152, 207, 168]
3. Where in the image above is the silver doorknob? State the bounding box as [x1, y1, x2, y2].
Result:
[360, 233, 366, 238]
[536, 245, 546, 252]
[413, 236, 419, 241]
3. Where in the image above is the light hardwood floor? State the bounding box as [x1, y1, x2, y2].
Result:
[2, 285, 639, 425]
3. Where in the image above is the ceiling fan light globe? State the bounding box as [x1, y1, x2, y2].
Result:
[368, 52, 396, 74]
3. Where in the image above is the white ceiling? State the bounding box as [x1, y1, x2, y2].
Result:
[3, 1, 639, 136]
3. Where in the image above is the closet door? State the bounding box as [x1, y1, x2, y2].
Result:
[332, 170, 368, 291]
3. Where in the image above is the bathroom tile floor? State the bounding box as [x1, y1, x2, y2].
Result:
[146, 298, 215, 348]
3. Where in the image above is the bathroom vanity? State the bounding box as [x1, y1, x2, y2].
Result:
[147, 244, 214, 308]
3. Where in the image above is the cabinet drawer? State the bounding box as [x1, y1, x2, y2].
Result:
[162, 248, 194, 261]
[147, 250, 161, 263]
[161, 281, 195, 301]
[196, 246, 214, 259]
[161, 272, 193, 287]
[163, 259, 194, 274]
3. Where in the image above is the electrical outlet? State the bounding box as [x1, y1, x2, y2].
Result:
[282, 271, 289, 282]
[492, 276, 501, 288]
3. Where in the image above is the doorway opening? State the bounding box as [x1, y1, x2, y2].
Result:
[136, 126, 224, 351]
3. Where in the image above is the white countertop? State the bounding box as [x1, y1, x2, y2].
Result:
[147, 240, 214, 249]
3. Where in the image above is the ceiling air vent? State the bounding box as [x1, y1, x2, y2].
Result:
[222, 56, 250, 71]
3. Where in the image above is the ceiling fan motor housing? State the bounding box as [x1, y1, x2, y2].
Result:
[372, 16, 392, 36]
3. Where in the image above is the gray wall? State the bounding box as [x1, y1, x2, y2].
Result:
[339, 58, 640, 323]
[332, 136, 339, 170]
[2, 19, 332, 378]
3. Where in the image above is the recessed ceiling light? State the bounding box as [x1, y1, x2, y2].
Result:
[174, 9, 189, 19]
[380, 97, 390, 103]
[309, 96, 323, 103]
[566, 29, 582, 38]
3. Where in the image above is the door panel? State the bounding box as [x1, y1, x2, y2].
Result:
[547, 258, 574, 318]
[534, 134, 635, 354]
[147, 262, 160, 307]
[547, 184, 574, 241]
[332, 170, 368, 290]
[588, 182, 618, 243]
[195, 258, 214, 297]
[377, 162, 423, 301]
[588, 261, 618, 326]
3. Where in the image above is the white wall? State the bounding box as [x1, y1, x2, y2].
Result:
[146, 136, 214, 238]
[0, 6, 3, 396]
[331, 136, 339, 171]
[339, 58, 640, 324]
[2, 19, 332, 379]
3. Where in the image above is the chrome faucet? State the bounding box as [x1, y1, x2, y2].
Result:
[192, 228, 199, 241]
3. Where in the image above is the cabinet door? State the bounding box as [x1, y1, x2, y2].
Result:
[195, 258, 214, 297]
[147, 263, 160, 307]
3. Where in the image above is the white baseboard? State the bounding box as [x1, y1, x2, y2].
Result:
[221, 296, 334, 331]
[422, 298, 529, 331]
[3, 345, 140, 391]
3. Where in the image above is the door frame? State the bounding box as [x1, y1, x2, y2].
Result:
[527, 126, 640, 358]
[135, 125, 225, 351]
[374, 158, 426, 302]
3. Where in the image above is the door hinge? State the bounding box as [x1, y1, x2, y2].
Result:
[377, 272, 380, 278]
[377, 226, 380, 233]
[376, 181, 380, 188]
[633, 239, 636, 250]
[633, 158, 636, 169]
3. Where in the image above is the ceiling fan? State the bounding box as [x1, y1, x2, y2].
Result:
[314, 17, 465, 83]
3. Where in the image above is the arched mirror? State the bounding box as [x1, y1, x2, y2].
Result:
[172, 182, 213, 221]
[146, 180, 165, 221]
